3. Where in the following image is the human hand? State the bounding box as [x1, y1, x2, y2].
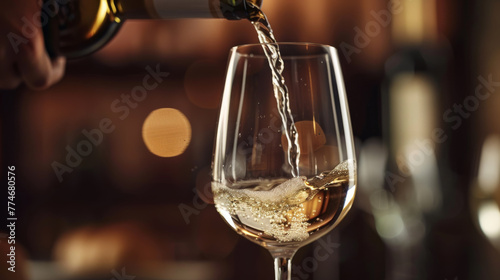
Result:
[0, 1, 65, 90]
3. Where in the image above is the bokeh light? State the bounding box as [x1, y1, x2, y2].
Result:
[478, 135, 500, 194]
[478, 202, 500, 241]
[54, 223, 164, 276]
[142, 108, 192, 157]
[281, 120, 326, 154]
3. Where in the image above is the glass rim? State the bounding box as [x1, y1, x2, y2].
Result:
[230, 42, 338, 58]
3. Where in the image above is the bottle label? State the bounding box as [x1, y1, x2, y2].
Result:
[147, 0, 222, 18]
[389, 73, 437, 158]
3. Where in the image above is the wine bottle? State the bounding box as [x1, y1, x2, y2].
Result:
[383, 0, 444, 166]
[42, 0, 263, 58]
[381, 0, 447, 279]
[382, 0, 446, 203]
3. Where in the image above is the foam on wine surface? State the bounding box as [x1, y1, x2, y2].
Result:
[215, 177, 306, 202]
[213, 177, 312, 242]
[213, 161, 353, 244]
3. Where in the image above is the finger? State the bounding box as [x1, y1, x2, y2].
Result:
[16, 33, 66, 90]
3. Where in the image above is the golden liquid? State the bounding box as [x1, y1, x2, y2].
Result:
[213, 161, 355, 248]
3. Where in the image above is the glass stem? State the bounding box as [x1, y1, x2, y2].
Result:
[271, 250, 296, 280]
[274, 257, 292, 280]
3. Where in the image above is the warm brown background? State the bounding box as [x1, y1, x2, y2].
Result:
[1, 0, 500, 279]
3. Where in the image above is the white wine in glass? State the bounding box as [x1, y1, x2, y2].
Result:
[212, 43, 356, 280]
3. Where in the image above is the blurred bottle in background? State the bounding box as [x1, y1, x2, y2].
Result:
[472, 0, 500, 278]
[381, 0, 447, 278]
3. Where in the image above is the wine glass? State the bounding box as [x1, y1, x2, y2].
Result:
[212, 43, 356, 280]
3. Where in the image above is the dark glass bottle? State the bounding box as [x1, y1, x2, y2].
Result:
[42, 0, 262, 58]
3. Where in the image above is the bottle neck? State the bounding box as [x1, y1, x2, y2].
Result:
[392, 0, 438, 46]
[115, 0, 150, 18]
[117, 0, 262, 20]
